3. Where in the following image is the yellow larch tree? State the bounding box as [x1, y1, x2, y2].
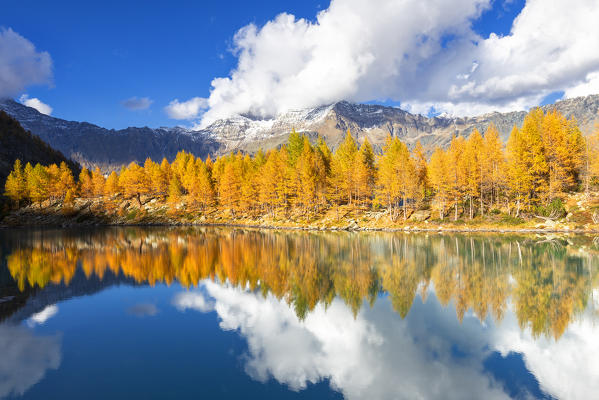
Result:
[79, 168, 94, 198]
[464, 129, 483, 218]
[119, 162, 149, 207]
[104, 171, 120, 197]
[483, 124, 505, 209]
[588, 122, 599, 187]
[377, 136, 417, 220]
[57, 162, 76, 200]
[506, 125, 531, 216]
[331, 130, 358, 205]
[91, 167, 105, 197]
[4, 159, 28, 207]
[27, 163, 50, 205]
[448, 135, 467, 220]
[412, 141, 428, 200]
[355, 138, 376, 207]
[428, 147, 451, 219]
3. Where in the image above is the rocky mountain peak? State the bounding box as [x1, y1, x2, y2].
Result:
[1, 94, 598, 171]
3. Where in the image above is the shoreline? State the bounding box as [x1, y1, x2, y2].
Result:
[3, 196, 599, 234]
[2, 220, 598, 235]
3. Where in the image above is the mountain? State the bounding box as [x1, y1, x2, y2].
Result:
[1, 94, 598, 171]
[0, 111, 80, 188]
[0, 99, 219, 172]
[200, 95, 599, 154]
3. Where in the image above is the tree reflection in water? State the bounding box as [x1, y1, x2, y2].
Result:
[4, 228, 599, 340]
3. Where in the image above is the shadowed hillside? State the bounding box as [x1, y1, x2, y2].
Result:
[0, 111, 80, 188]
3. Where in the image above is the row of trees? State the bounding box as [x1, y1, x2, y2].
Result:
[5, 108, 599, 220]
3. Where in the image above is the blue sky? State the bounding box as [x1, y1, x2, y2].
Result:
[2, 0, 598, 129]
[2, 1, 325, 128]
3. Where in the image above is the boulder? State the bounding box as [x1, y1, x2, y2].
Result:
[409, 210, 431, 222]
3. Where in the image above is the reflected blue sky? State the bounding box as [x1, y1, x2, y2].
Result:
[4, 278, 596, 399]
[2, 227, 599, 400]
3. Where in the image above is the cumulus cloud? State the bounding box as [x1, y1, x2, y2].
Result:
[0, 28, 52, 98]
[184, 280, 512, 399]
[564, 71, 599, 99]
[190, 0, 599, 125]
[492, 307, 599, 400]
[189, 279, 599, 400]
[0, 325, 61, 398]
[19, 94, 53, 115]
[164, 97, 208, 119]
[172, 291, 214, 312]
[121, 96, 153, 111]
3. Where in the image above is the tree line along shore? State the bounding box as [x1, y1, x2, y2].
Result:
[3, 107, 599, 230]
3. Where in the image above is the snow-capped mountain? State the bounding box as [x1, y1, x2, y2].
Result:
[1, 95, 598, 171]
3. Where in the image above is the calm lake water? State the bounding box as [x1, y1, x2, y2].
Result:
[0, 227, 597, 399]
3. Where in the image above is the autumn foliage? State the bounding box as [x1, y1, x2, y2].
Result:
[4, 108, 597, 221]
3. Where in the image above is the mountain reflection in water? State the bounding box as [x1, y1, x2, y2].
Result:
[0, 227, 598, 400]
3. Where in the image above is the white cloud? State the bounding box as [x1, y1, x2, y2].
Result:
[192, 0, 599, 125]
[172, 291, 214, 312]
[0, 28, 52, 98]
[183, 280, 511, 400]
[164, 97, 208, 119]
[186, 279, 599, 400]
[19, 94, 53, 115]
[0, 325, 61, 398]
[445, 0, 599, 108]
[121, 96, 153, 111]
[564, 71, 599, 99]
[26, 304, 58, 326]
[493, 307, 599, 400]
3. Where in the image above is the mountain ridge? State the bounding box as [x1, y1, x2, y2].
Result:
[0, 111, 80, 188]
[1, 94, 598, 171]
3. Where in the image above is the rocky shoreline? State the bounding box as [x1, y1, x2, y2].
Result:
[2, 195, 599, 235]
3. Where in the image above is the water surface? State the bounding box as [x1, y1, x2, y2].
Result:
[0, 227, 598, 399]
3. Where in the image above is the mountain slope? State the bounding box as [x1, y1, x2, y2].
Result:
[0, 99, 220, 171]
[1, 94, 598, 170]
[0, 111, 80, 188]
[199, 95, 599, 153]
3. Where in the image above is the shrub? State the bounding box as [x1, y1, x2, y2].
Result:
[535, 198, 567, 219]
[501, 214, 525, 225]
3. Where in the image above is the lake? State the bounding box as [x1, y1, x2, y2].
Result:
[0, 227, 597, 399]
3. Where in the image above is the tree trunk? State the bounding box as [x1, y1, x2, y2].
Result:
[469, 196, 473, 219]
[454, 197, 458, 221]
